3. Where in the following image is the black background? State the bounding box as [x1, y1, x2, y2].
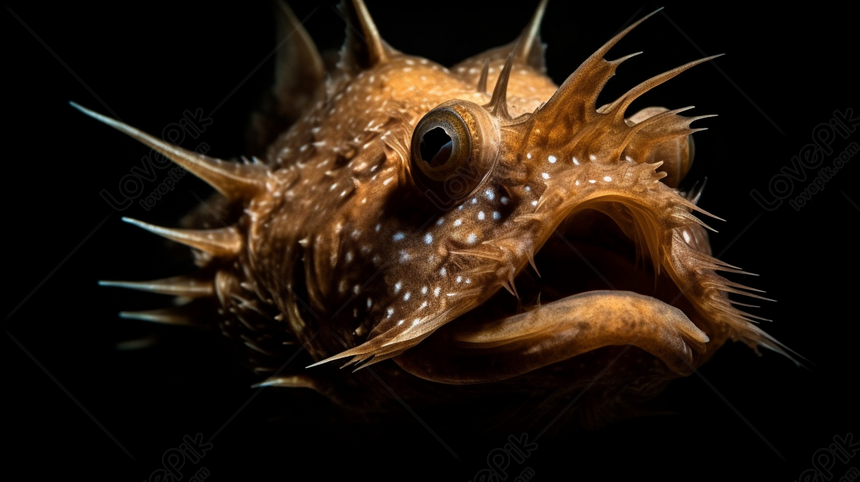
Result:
[4, 1, 857, 481]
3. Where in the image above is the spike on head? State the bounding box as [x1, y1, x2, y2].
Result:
[99, 275, 215, 298]
[486, 51, 516, 120]
[337, 0, 395, 74]
[511, 0, 549, 72]
[70, 102, 268, 200]
[122, 217, 242, 257]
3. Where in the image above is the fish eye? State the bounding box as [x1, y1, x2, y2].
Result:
[652, 134, 695, 188]
[626, 107, 695, 187]
[409, 100, 500, 208]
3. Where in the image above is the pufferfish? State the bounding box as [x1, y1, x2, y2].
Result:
[76, 0, 795, 427]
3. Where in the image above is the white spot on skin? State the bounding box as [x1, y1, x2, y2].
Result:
[542, 172, 550, 179]
[436, 217, 445, 226]
[433, 287, 441, 297]
[525, 186, 531, 192]
[393, 232, 405, 241]
[394, 282, 402, 294]
[548, 155, 557, 163]
[375, 224, 381, 232]
[471, 198, 478, 204]
[466, 233, 478, 244]
[572, 156, 580, 165]
[419, 301, 428, 309]
[493, 211, 501, 220]
[589, 179, 597, 184]
[440, 268, 447, 276]
[478, 211, 485, 220]
[500, 196, 510, 205]
[603, 175, 612, 182]
[404, 292, 411, 301]
[531, 200, 538, 206]
[456, 276, 462, 283]
[353, 285, 360, 294]
[485, 189, 495, 200]
[367, 298, 373, 308]
[421, 286, 428, 295]
[424, 233, 433, 244]
[387, 308, 394, 318]
[527, 153, 532, 159]
[453, 219, 463, 227]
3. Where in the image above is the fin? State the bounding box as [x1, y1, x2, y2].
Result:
[511, 0, 549, 72]
[247, 2, 325, 153]
[601, 55, 724, 121]
[337, 0, 395, 74]
[685, 177, 707, 205]
[452, 0, 549, 78]
[274, 1, 324, 111]
[99, 275, 214, 298]
[534, 8, 664, 125]
[119, 307, 198, 326]
[476, 59, 490, 94]
[122, 217, 242, 257]
[252, 375, 318, 390]
[71, 102, 267, 200]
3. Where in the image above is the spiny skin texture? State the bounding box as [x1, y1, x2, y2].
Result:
[84, 1, 794, 427]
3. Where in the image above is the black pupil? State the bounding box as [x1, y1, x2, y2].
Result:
[420, 127, 453, 166]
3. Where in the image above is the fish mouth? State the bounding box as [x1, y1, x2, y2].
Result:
[394, 203, 713, 385]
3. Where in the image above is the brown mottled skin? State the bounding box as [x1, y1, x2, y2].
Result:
[82, 0, 794, 427]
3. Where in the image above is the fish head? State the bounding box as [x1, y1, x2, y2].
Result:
[304, 5, 794, 389]
[80, 0, 798, 420]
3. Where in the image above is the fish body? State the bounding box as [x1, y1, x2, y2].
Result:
[80, 0, 794, 427]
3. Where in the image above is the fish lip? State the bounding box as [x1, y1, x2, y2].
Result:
[394, 289, 710, 384]
[392, 205, 715, 384]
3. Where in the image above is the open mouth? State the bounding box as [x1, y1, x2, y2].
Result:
[394, 202, 712, 385]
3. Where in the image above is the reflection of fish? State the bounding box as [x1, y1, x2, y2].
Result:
[79, 0, 795, 426]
